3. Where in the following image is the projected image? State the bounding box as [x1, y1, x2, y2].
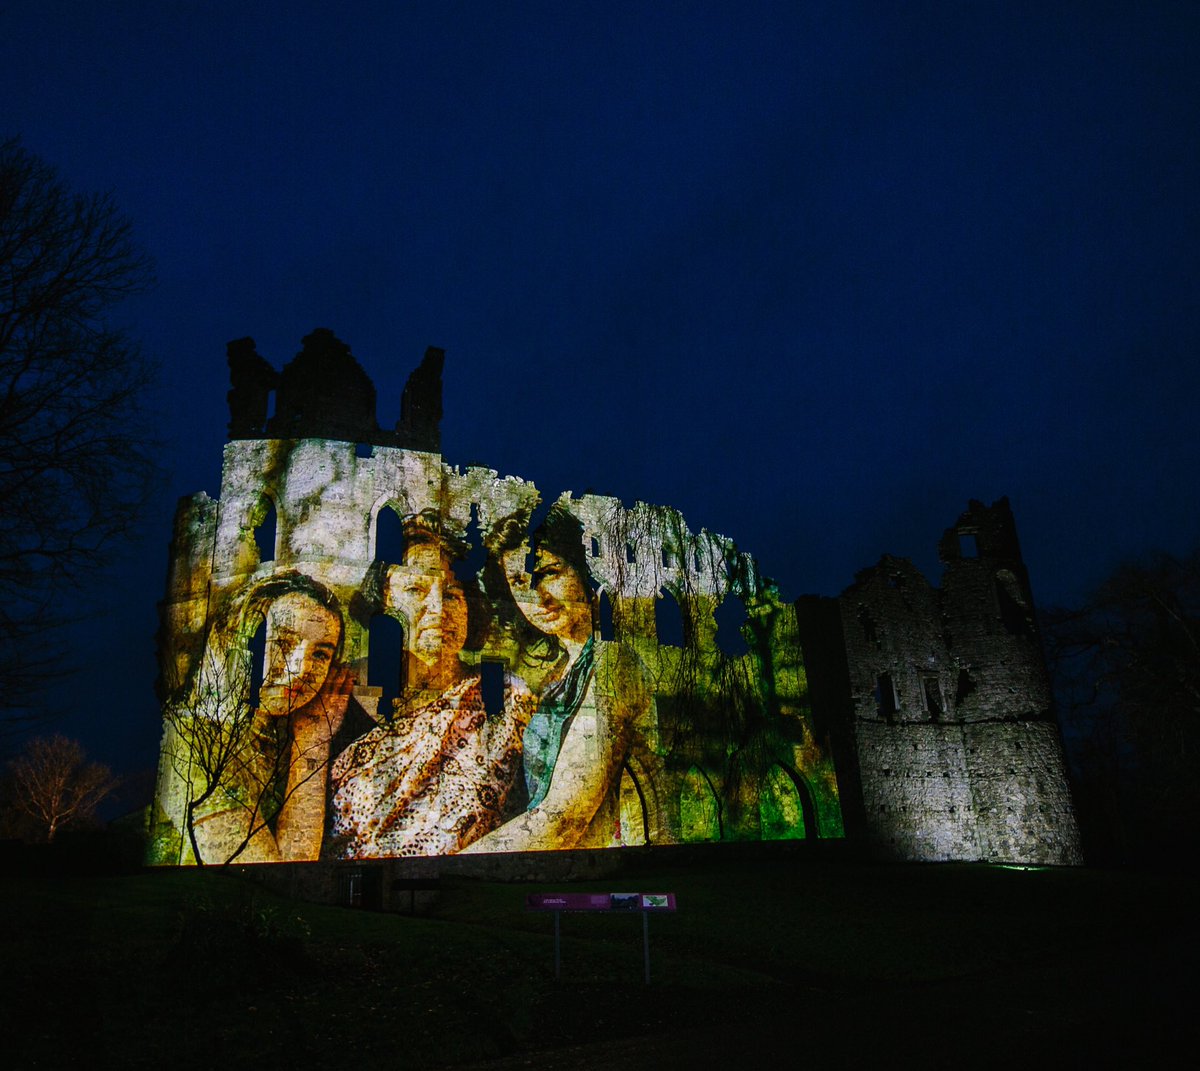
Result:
[462, 504, 647, 854]
[328, 516, 535, 858]
[150, 445, 842, 865]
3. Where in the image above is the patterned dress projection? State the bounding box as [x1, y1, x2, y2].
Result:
[329, 675, 536, 857]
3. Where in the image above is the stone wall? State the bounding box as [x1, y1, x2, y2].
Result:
[831, 499, 1081, 864]
[151, 332, 1081, 869]
[151, 333, 842, 867]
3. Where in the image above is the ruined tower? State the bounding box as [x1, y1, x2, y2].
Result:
[825, 499, 1082, 864]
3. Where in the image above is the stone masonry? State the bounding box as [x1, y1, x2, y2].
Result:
[821, 499, 1082, 864]
[152, 331, 1082, 867]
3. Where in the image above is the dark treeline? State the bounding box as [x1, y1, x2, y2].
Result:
[1044, 548, 1200, 866]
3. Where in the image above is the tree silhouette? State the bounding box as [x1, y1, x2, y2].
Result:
[158, 644, 279, 866]
[0, 138, 156, 726]
[1044, 548, 1200, 860]
[6, 733, 118, 842]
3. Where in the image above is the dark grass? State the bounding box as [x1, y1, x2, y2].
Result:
[1, 854, 1194, 1068]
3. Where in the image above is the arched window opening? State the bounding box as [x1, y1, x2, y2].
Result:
[355, 441, 373, 459]
[680, 766, 721, 842]
[857, 607, 878, 647]
[367, 614, 404, 721]
[596, 589, 615, 641]
[955, 668, 977, 705]
[246, 615, 267, 714]
[714, 595, 749, 657]
[875, 672, 898, 723]
[523, 499, 554, 576]
[453, 503, 488, 587]
[618, 764, 648, 846]
[252, 497, 277, 565]
[374, 503, 405, 565]
[654, 589, 686, 648]
[759, 765, 807, 841]
[922, 674, 944, 722]
[480, 659, 506, 717]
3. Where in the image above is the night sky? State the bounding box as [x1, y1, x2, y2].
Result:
[3, 3, 1198, 786]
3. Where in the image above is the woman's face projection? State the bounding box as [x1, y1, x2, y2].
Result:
[259, 591, 342, 715]
[386, 541, 469, 670]
[527, 549, 592, 644]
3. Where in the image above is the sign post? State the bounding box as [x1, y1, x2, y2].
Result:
[643, 912, 650, 985]
[526, 892, 677, 984]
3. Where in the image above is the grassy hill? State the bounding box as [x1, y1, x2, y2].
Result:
[0, 850, 1192, 1068]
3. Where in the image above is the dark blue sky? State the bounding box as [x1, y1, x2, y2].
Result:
[3, 2, 1198, 782]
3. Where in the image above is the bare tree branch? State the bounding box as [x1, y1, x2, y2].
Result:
[6, 733, 119, 841]
[1043, 547, 1200, 858]
[0, 138, 157, 724]
[157, 627, 354, 867]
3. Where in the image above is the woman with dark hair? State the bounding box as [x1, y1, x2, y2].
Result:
[329, 515, 536, 858]
[186, 570, 371, 864]
[463, 501, 646, 853]
[248, 571, 347, 718]
[514, 505, 597, 807]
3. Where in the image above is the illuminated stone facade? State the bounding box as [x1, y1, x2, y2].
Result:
[150, 331, 1079, 867]
[808, 500, 1082, 864]
[150, 331, 840, 866]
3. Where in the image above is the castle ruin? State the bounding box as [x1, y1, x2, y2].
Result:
[150, 331, 1081, 867]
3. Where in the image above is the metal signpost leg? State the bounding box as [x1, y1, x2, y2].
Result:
[643, 912, 650, 985]
[528, 892, 674, 985]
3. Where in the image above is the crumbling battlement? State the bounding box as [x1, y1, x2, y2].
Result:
[226, 329, 444, 451]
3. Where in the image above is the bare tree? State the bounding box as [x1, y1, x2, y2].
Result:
[7, 734, 118, 841]
[0, 138, 156, 725]
[1044, 548, 1200, 859]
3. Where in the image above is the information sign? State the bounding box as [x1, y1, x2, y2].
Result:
[526, 892, 677, 983]
[526, 892, 677, 912]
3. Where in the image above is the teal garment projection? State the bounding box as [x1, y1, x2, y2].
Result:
[523, 637, 596, 808]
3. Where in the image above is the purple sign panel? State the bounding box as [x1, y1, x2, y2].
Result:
[526, 892, 677, 912]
